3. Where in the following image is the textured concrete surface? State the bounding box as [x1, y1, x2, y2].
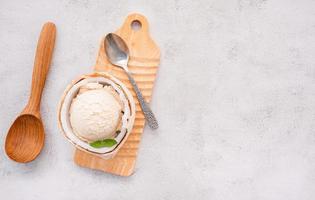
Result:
[1, 0, 315, 199]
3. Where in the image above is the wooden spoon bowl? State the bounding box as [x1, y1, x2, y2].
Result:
[4, 22, 56, 163]
[5, 114, 44, 162]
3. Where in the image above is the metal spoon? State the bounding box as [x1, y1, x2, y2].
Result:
[104, 33, 158, 129]
[5, 23, 56, 162]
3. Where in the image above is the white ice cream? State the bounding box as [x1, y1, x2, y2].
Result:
[69, 83, 122, 141]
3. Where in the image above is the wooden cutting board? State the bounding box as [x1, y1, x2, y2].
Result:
[73, 13, 160, 176]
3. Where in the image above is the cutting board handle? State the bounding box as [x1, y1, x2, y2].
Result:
[123, 13, 149, 33]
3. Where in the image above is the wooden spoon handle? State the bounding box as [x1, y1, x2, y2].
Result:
[25, 22, 56, 115]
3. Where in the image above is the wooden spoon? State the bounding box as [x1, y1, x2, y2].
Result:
[5, 22, 56, 163]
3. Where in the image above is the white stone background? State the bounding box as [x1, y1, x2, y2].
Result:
[1, 0, 315, 199]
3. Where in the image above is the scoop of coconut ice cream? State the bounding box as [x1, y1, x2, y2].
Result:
[69, 86, 122, 141]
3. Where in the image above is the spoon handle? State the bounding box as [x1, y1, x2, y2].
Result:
[126, 71, 159, 129]
[25, 22, 56, 114]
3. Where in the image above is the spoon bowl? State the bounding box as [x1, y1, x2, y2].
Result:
[5, 114, 45, 162]
[104, 33, 129, 68]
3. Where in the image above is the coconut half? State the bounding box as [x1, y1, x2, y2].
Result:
[58, 72, 136, 159]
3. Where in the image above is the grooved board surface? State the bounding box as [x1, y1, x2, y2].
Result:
[73, 14, 160, 176]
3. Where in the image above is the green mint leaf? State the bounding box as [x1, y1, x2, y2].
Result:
[89, 139, 117, 148]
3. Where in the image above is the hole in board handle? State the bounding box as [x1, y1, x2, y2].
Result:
[131, 20, 142, 31]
